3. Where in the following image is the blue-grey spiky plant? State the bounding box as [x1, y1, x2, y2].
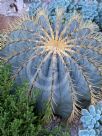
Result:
[29, 0, 43, 16]
[29, 0, 102, 29]
[76, 0, 102, 29]
[0, 8, 102, 122]
[76, 0, 98, 20]
[29, 0, 72, 18]
[79, 102, 102, 136]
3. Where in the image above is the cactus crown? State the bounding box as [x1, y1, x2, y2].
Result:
[1, 8, 102, 121]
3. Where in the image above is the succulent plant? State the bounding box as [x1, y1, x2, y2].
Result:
[0, 8, 102, 121]
[28, 0, 73, 19]
[79, 102, 102, 136]
[29, 0, 43, 16]
[76, 0, 102, 29]
[96, 1, 102, 29]
[28, 0, 102, 29]
[77, 0, 98, 20]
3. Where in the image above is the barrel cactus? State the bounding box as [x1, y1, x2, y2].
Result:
[0, 8, 102, 121]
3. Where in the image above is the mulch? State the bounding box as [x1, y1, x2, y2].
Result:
[0, 14, 18, 32]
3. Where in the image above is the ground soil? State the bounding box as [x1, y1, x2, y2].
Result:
[0, 15, 18, 32]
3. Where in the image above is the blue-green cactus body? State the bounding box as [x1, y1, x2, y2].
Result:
[0, 9, 102, 120]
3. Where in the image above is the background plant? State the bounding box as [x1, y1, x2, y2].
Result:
[0, 62, 39, 136]
[28, 0, 102, 30]
[79, 102, 102, 136]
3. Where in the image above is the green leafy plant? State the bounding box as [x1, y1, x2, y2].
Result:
[0, 62, 39, 136]
[36, 125, 70, 136]
[0, 62, 70, 136]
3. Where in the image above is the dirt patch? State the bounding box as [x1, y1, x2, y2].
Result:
[0, 15, 18, 32]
